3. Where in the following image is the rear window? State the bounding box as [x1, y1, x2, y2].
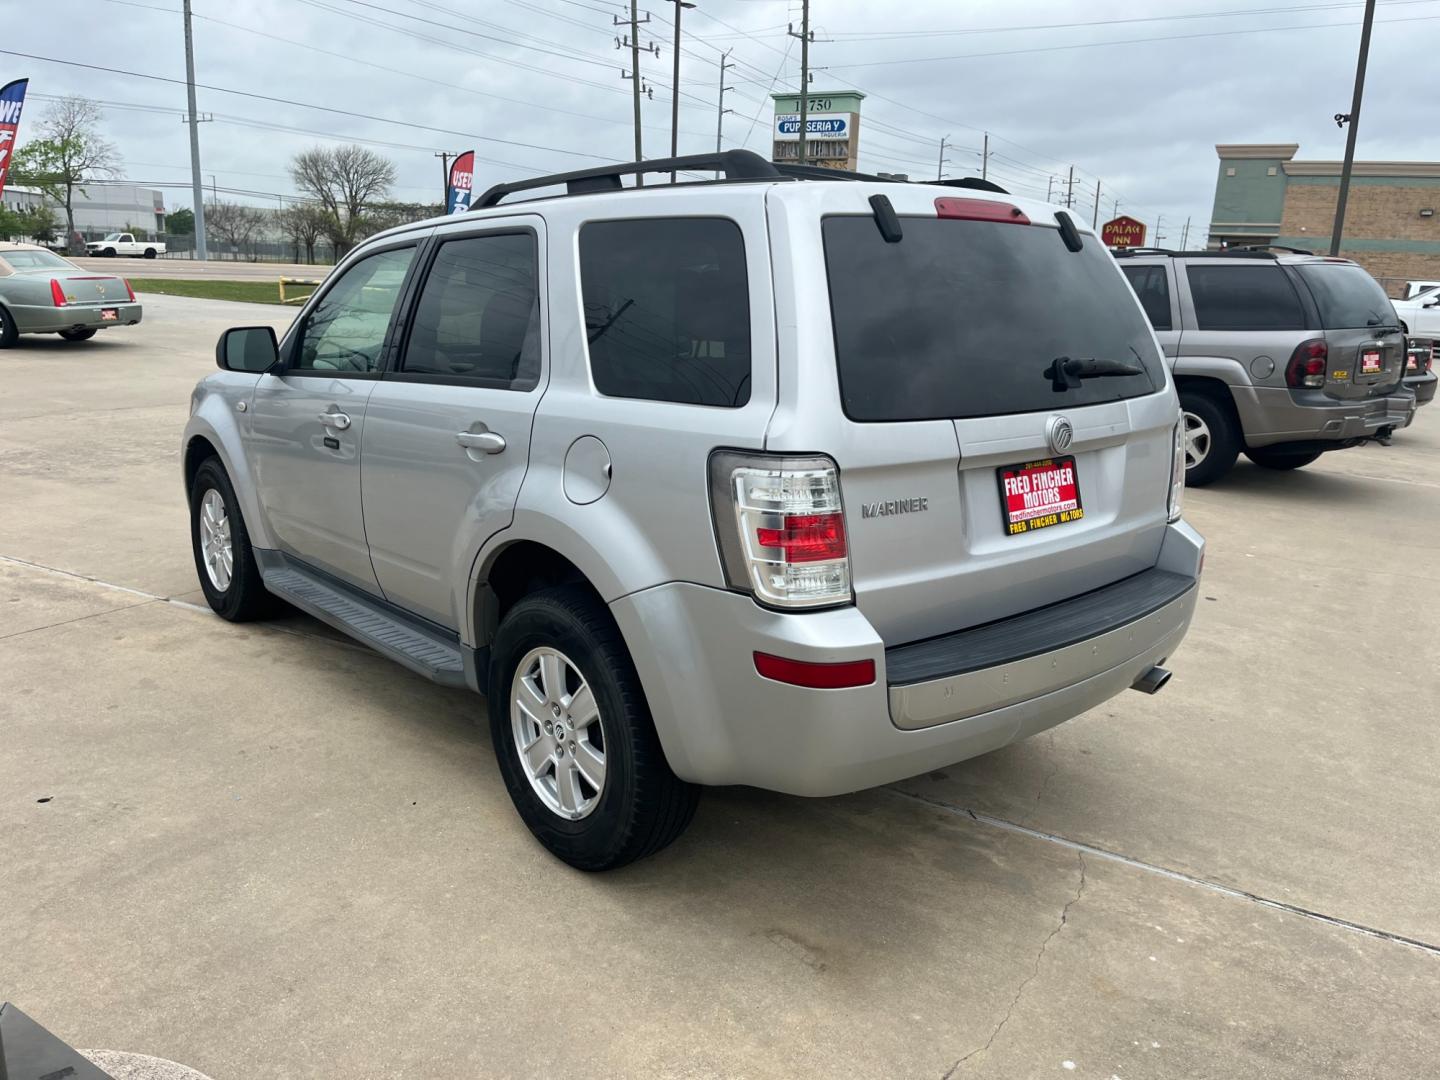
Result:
[1295, 263, 1397, 330]
[823, 215, 1163, 422]
[578, 218, 751, 408]
[1186, 264, 1306, 331]
[1120, 264, 1172, 331]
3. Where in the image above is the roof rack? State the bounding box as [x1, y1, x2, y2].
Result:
[1112, 247, 1291, 260]
[474, 149, 782, 209]
[475, 150, 1014, 209]
[1230, 243, 1316, 255]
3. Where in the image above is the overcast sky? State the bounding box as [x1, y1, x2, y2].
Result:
[10, 0, 1439, 244]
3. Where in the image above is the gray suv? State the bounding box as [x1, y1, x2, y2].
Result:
[182, 152, 1203, 869]
[1116, 248, 1415, 485]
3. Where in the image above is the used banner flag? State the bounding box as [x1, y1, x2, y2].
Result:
[0, 78, 29, 201]
[447, 150, 474, 214]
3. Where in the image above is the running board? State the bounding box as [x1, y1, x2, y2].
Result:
[255, 551, 469, 688]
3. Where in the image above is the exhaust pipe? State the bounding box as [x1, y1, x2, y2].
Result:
[1131, 666, 1172, 695]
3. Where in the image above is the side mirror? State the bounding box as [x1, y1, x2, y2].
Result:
[216, 326, 279, 372]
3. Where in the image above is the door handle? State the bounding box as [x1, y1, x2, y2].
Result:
[456, 430, 506, 454]
[318, 411, 352, 430]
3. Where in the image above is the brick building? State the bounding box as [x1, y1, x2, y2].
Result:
[1207, 143, 1440, 294]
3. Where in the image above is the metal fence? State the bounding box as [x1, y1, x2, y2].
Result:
[156, 234, 338, 265]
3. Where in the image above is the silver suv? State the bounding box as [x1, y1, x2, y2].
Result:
[182, 152, 1203, 869]
[1116, 247, 1415, 485]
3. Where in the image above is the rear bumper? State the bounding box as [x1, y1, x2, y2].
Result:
[1234, 385, 1416, 448]
[612, 520, 1204, 797]
[1405, 372, 1437, 407]
[13, 302, 143, 333]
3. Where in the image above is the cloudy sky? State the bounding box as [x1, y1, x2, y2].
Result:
[9, 0, 1439, 244]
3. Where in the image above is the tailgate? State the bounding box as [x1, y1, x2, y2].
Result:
[1324, 327, 1406, 399]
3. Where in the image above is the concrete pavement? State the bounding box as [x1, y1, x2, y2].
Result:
[2, 295, 1437, 1078]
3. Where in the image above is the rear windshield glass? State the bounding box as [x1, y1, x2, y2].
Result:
[1295, 263, 1398, 329]
[2, 249, 72, 270]
[823, 216, 1163, 422]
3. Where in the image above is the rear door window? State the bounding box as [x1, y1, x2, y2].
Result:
[578, 218, 751, 408]
[1185, 264, 1306, 331]
[1120, 264, 1172, 330]
[1294, 263, 1398, 330]
[823, 215, 1163, 422]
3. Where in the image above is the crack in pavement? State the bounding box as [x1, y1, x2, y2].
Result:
[942, 853, 1087, 1077]
[0, 597, 158, 642]
[892, 787, 1440, 958]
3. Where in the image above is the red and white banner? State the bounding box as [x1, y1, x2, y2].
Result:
[0, 78, 30, 201]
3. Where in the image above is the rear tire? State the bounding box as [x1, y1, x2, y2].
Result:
[1245, 447, 1322, 470]
[1178, 390, 1241, 486]
[189, 458, 274, 622]
[0, 306, 17, 348]
[488, 586, 700, 871]
[58, 328, 97, 342]
[144, 248, 157, 259]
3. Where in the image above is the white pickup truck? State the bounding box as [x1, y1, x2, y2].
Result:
[86, 232, 165, 259]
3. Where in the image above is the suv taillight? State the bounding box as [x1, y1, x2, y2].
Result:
[1285, 339, 1328, 388]
[50, 279, 66, 306]
[709, 451, 852, 609]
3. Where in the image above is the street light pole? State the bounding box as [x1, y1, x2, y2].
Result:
[668, 0, 695, 183]
[1330, 0, 1377, 256]
[182, 0, 207, 260]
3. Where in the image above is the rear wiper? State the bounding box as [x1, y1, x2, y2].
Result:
[1045, 355, 1144, 392]
[1365, 319, 1403, 335]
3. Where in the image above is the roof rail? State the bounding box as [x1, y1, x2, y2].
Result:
[1112, 246, 1290, 260]
[473, 149, 781, 209]
[935, 177, 1010, 194]
[1230, 243, 1316, 255]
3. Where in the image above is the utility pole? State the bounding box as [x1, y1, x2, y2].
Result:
[1046, 175, 1055, 202]
[715, 48, 735, 172]
[615, 2, 656, 182]
[1091, 179, 1102, 228]
[981, 132, 988, 181]
[434, 151, 452, 205]
[1112, 196, 1120, 218]
[1180, 216, 1192, 249]
[182, 0, 208, 260]
[1155, 214, 1164, 246]
[789, 0, 813, 168]
[668, 0, 696, 182]
[1065, 164, 1075, 208]
[1330, 0, 1376, 255]
[936, 135, 949, 181]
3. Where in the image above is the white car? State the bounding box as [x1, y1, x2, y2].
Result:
[85, 232, 166, 259]
[1402, 279, 1440, 299]
[1393, 285, 1440, 337]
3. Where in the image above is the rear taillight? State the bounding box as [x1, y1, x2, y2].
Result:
[709, 451, 852, 609]
[935, 197, 1031, 225]
[1285, 339, 1328, 388]
[50, 279, 66, 306]
[123, 278, 135, 302]
[1168, 420, 1185, 523]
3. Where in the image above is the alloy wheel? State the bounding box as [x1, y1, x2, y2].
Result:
[511, 646, 607, 821]
[1182, 410, 1211, 470]
[199, 488, 234, 592]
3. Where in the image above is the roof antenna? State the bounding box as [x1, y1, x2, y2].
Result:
[869, 194, 903, 243]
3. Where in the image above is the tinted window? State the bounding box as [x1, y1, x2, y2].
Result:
[1186, 264, 1306, 331]
[295, 247, 414, 373]
[579, 218, 751, 407]
[824, 216, 1163, 422]
[401, 233, 541, 389]
[2, 249, 72, 270]
[1295, 263, 1397, 330]
[1120, 264, 1172, 330]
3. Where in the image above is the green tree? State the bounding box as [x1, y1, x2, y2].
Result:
[0, 203, 59, 243]
[166, 207, 195, 235]
[10, 96, 120, 253]
[289, 144, 396, 256]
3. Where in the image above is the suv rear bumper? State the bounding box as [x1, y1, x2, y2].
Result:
[1234, 385, 1416, 448]
[611, 520, 1203, 797]
[1406, 371, 1437, 407]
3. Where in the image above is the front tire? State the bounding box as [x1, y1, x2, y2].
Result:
[0, 305, 17, 348]
[1245, 447, 1322, 470]
[488, 586, 699, 871]
[103, 247, 116, 257]
[1178, 390, 1241, 486]
[58, 328, 97, 342]
[189, 458, 274, 622]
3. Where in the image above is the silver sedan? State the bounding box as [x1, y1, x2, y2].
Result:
[0, 242, 143, 346]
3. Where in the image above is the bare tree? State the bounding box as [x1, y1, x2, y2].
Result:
[278, 202, 328, 264]
[290, 144, 396, 255]
[205, 199, 265, 260]
[11, 96, 121, 252]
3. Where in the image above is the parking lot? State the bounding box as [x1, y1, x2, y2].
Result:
[2, 293, 1438, 1078]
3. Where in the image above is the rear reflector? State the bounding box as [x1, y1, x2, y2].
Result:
[935, 197, 1030, 225]
[50, 278, 66, 306]
[753, 652, 876, 689]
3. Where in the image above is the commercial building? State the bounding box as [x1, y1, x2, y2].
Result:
[771, 90, 865, 171]
[1208, 143, 1440, 292]
[0, 182, 165, 241]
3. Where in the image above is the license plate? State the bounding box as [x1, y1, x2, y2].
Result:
[1360, 349, 1383, 375]
[997, 456, 1084, 536]
[100, 308, 119, 321]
